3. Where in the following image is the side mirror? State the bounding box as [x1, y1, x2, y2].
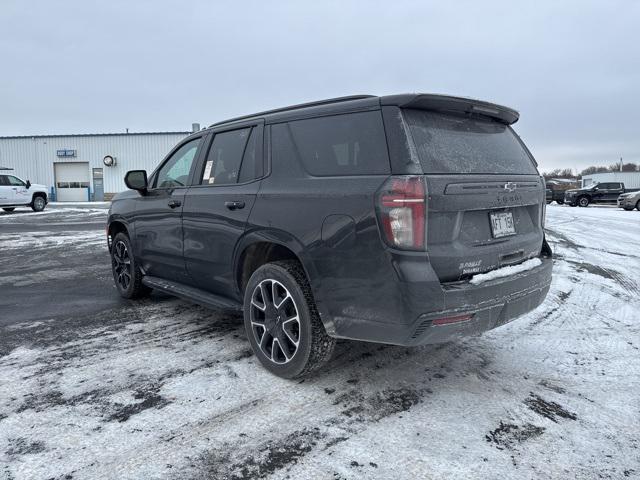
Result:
[26, 180, 31, 189]
[124, 170, 148, 193]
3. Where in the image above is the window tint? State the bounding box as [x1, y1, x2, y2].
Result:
[201, 128, 250, 185]
[238, 128, 262, 183]
[0, 175, 8, 186]
[155, 138, 201, 188]
[7, 175, 25, 186]
[404, 109, 538, 175]
[286, 111, 390, 176]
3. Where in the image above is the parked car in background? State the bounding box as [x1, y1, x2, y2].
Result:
[0, 173, 48, 212]
[544, 179, 579, 205]
[619, 190, 640, 211]
[107, 93, 553, 378]
[547, 186, 571, 204]
[564, 182, 635, 207]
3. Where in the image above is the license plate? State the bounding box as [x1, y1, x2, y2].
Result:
[489, 211, 516, 238]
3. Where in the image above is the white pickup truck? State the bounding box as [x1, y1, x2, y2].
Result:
[0, 172, 49, 212]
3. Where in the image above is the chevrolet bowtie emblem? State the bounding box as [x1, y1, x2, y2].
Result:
[504, 182, 517, 192]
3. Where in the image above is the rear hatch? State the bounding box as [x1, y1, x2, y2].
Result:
[402, 108, 544, 282]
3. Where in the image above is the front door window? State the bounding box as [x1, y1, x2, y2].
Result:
[154, 138, 201, 189]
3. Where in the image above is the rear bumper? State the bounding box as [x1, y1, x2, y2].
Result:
[328, 253, 552, 346]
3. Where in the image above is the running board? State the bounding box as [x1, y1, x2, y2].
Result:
[142, 276, 243, 312]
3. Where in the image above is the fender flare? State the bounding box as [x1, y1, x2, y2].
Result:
[107, 215, 134, 252]
[232, 228, 317, 289]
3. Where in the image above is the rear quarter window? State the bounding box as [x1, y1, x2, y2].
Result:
[404, 109, 538, 175]
[282, 111, 390, 176]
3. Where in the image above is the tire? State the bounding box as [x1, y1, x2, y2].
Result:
[31, 195, 46, 212]
[2, 207, 15, 212]
[110, 232, 150, 299]
[243, 260, 335, 379]
[578, 196, 590, 207]
[556, 199, 564, 205]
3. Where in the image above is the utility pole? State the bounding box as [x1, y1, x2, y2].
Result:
[620, 157, 623, 172]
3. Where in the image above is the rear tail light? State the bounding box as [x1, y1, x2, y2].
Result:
[376, 175, 426, 250]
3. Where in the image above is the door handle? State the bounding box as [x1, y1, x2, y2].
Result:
[168, 200, 182, 208]
[224, 201, 245, 210]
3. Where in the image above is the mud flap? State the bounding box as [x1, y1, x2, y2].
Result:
[541, 234, 553, 258]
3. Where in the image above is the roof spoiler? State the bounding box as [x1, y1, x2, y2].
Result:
[381, 93, 520, 125]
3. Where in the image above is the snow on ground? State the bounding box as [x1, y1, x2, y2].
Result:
[0, 205, 639, 479]
[0, 230, 105, 251]
[0, 206, 107, 225]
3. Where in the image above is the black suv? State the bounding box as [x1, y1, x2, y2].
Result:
[564, 182, 626, 207]
[107, 94, 552, 378]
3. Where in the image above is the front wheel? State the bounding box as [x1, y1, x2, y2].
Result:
[578, 196, 590, 207]
[31, 195, 46, 212]
[244, 260, 335, 379]
[110, 232, 150, 299]
[2, 207, 15, 212]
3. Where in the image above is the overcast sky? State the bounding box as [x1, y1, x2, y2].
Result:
[1, 0, 638, 172]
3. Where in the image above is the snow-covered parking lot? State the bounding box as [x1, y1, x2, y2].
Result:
[0, 205, 639, 479]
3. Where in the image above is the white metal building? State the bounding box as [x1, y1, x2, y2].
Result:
[0, 129, 193, 201]
[581, 171, 640, 189]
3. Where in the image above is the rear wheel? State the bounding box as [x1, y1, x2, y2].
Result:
[244, 260, 335, 378]
[2, 207, 15, 212]
[556, 199, 564, 205]
[31, 195, 46, 212]
[110, 232, 150, 299]
[578, 196, 590, 207]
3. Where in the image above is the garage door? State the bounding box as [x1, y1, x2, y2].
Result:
[55, 162, 90, 202]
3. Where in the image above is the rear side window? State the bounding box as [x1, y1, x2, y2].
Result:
[202, 128, 251, 185]
[404, 109, 538, 175]
[284, 111, 390, 176]
[0, 175, 8, 186]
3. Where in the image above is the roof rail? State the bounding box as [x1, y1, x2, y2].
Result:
[209, 95, 375, 127]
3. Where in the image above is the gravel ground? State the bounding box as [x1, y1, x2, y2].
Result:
[0, 204, 638, 479]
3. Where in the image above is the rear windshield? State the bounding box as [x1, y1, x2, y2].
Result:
[404, 109, 538, 175]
